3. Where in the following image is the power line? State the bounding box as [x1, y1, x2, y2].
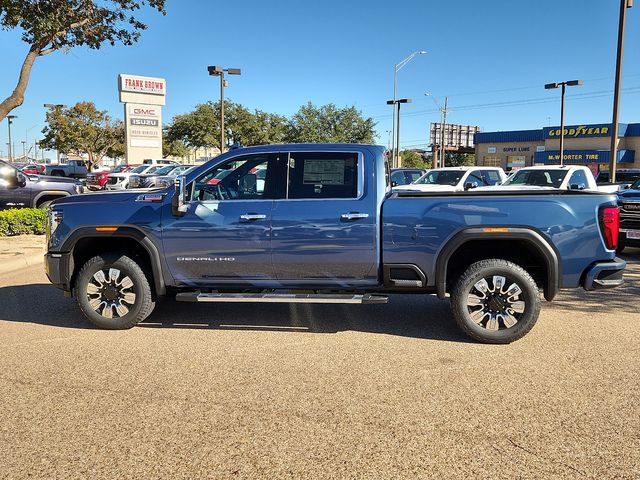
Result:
[372, 85, 640, 120]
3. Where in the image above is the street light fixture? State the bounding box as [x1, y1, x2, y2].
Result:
[6, 115, 17, 162]
[387, 98, 412, 166]
[391, 50, 427, 167]
[207, 65, 241, 154]
[44, 104, 67, 164]
[609, 0, 633, 183]
[544, 80, 583, 166]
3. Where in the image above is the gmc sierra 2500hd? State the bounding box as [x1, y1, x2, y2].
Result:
[45, 144, 625, 343]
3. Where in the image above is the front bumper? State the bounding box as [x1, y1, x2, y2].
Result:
[620, 229, 640, 248]
[582, 257, 626, 291]
[45, 252, 72, 294]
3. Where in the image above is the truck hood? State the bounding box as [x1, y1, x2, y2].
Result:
[393, 184, 458, 192]
[30, 174, 82, 185]
[618, 188, 640, 199]
[51, 190, 141, 206]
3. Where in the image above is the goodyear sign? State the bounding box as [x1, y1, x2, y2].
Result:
[534, 149, 635, 165]
[543, 124, 611, 139]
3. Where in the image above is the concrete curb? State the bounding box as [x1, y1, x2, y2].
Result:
[0, 235, 46, 278]
[1, 252, 45, 276]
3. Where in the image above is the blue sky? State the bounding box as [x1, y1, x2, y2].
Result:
[1, 0, 639, 158]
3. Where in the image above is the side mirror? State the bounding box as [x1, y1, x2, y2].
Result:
[464, 182, 477, 190]
[569, 183, 586, 191]
[171, 175, 188, 216]
[16, 172, 27, 187]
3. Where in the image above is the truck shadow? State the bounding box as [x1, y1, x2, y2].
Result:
[0, 284, 472, 343]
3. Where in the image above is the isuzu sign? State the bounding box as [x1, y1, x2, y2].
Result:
[131, 118, 159, 127]
[119, 74, 166, 95]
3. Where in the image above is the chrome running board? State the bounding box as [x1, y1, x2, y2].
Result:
[175, 292, 389, 305]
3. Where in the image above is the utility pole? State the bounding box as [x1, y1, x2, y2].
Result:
[7, 115, 17, 162]
[207, 66, 241, 154]
[440, 96, 449, 168]
[21, 141, 26, 161]
[387, 98, 412, 167]
[609, 0, 633, 183]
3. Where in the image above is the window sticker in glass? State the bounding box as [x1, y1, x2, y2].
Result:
[302, 159, 346, 185]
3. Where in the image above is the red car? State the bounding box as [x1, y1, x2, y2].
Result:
[21, 164, 46, 175]
[86, 165, 134, 190]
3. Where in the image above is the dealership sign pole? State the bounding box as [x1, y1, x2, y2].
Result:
[118, 74, 166, 164]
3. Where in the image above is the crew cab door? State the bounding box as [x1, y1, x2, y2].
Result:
[271, 150, 378, 285]
[161, 152, 286, 285]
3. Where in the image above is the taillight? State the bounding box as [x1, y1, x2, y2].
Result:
[600, 206, 619, 250]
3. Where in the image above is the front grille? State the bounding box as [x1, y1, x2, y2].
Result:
[620, 201, 640, 215]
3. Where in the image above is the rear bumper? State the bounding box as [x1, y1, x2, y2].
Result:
[45, 252, 72, 293]
[582, 257, 626, 290]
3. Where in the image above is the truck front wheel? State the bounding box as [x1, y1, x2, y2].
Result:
[450, 259, 541, 344]
[75, 254, 155, 329]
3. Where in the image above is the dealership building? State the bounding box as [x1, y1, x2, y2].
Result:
[474, 123, 640, 175]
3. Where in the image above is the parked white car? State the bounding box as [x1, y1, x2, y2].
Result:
[394, 167, 507, 193]
[476, 165, 599, 192]
[105, 164, 164, 190]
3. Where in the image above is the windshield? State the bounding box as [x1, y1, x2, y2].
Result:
[153, 165, 175, 175]
[597, 171, 640, 183]
[130, 165, 148, 174]
[111, 165, 128, 173]
[414, 170, 465, 186]
[503, 169, 567, 187]
[630, 178, 640, 190]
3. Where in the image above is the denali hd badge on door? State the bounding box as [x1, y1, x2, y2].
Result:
[176, 257, 236, 262]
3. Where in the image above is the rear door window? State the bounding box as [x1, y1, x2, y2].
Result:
[287, 152, 359, 199]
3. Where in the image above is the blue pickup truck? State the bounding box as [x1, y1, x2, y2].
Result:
[45, 144, 625, 343]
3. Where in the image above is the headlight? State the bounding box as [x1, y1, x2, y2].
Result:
[46, 208, 63, 247]
[129, 175, 140, 188]
[74, 184, 84, 194]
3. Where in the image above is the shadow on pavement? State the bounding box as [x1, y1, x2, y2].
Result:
[0, 283, 472, 343]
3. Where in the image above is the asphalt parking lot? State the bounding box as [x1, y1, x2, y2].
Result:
[0, 240, 639, 479]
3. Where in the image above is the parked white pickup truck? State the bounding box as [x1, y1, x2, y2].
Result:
[394, 166, 507, 193]
[477, 165, 599, 192]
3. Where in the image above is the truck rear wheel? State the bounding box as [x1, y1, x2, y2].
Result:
[75, 254, 155, 329]
[450, 259, 541, 344]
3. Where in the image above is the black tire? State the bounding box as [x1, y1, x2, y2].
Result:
[75, 253, 155, 329]
[50, 170, 63, 177]
[37, 200, 53, 209]
[450, 259, 541, 344]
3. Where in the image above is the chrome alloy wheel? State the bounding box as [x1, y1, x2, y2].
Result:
[466, 275, 526, 331]
[86, 268, 136, 319]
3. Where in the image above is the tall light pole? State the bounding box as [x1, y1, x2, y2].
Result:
[6, 115, 17, 162]
[544, 80, 583, 166]
[44, 104, 67, 164]
[207, 66, 241, 154]
[387, 98, 412, 166]
[21, 141, 26, 161]
[391, 50, 427, 168]
[609, 0, 633, 183]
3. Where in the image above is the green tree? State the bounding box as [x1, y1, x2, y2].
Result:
[285, 103, 376, 144]
[400, 150, 431, 169]
[165, 101, 288, 151]
[446, 153, 476, 167]
[39, 102, 124, 170]
[0, 0, 166, 122]
[162, 129, 189, 159]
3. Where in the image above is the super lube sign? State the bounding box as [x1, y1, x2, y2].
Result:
[118, 74, 166, 163]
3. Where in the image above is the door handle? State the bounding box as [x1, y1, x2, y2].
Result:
[341, 212, 369, 221]
[240, 213, 267, 221]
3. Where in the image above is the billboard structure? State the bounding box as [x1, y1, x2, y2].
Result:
[118, 74, 166, 164]
[430, 123, 480, 152]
